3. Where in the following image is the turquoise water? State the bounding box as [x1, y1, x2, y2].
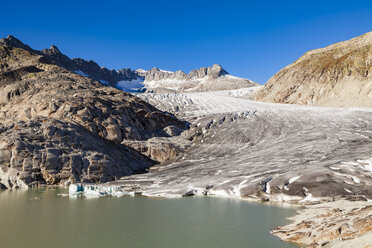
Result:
[0, 188, 297, 248]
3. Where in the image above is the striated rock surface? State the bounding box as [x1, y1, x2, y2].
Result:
[0, 41, 186, 189]
[144, 64, 258, 93]
[254, 31, 372, 108]
[271, 200, 372, 247]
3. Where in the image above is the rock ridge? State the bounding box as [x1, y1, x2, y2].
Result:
[0, 35, 140, 86]
[254, 31, 372, 108]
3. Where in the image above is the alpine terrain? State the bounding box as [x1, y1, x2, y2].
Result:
[0, 31, 372, 248]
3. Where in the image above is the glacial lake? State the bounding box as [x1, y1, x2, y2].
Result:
[0, 188, 297, 248]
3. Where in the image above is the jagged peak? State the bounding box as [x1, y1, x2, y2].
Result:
[49, 45, 61, 53]
[41, 44, 62, 55]
[0, 35, 34, 52]
[3, 35, 20, 42]
[6, 35, 16, 40]
[209, 64, 228, 76]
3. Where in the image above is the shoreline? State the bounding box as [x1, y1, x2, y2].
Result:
[68, 182, 372, 247]
[3, 183, 371, 247]
[272, 200, 372, 248]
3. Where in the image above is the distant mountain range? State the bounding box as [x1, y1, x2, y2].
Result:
[1, 32, 371, 107]
[0, 35, 258, 93]
[142, 64, 257, 93]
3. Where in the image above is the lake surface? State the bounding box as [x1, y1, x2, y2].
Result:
[0, 188, 297, 248]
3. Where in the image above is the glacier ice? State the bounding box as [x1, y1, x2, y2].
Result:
[68, 183, 133, 198]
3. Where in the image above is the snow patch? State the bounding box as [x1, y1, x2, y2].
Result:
[300, 193, 313, 202]
[208, 189, 230, 197]
[357, 158, 372, 173]
[351, 176, 360, 184]
[344, 188, 354, 194]
[136, 69, 147, 73]
[74, 70, 89, 77]
[288, 176, 300, 184]
[116, 77, 145, 92]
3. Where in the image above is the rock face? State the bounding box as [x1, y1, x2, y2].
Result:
[72, 58, 139, 85]
[254, 31, 372, 108]
[0, 41, 186, 189]
[144, 64, 258, 93]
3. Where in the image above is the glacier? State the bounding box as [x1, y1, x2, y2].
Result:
[68, 183, 134, 198]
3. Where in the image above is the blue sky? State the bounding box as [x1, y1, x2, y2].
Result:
[1, 0, 371, 84]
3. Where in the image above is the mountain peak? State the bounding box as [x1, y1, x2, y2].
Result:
[41, 45, 62, 55]
[49, 45, 61, 54]
[6, 35, 16, 40]
[0, 35, 34, 52]
[209, 64, 228, 76]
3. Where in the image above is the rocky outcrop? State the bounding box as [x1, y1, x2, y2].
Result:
[271, 200, 372, 247]
[254, 31, 372, 108]
[0, 42, 186, 189]
[144, 64, 258, 92]
[122, 125, 190, 163]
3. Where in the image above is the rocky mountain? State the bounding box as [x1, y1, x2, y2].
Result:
[0, 35, 257, 94]
[0, 40, 186, 189]
[143, 64, 258, 93]
[254, 31, 372, 108]
[0, 35, 140, 86]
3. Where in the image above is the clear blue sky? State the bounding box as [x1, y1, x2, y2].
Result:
[1, 0, 371, 84]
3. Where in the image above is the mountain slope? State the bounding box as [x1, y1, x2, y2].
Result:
[0, 42, 185, 189]
[254, 31, 372, 107]
[0, 35, 140, 86]
[0, 35, 258, 93]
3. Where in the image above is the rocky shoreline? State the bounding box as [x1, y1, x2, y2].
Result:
[272, 200, 372, 248]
